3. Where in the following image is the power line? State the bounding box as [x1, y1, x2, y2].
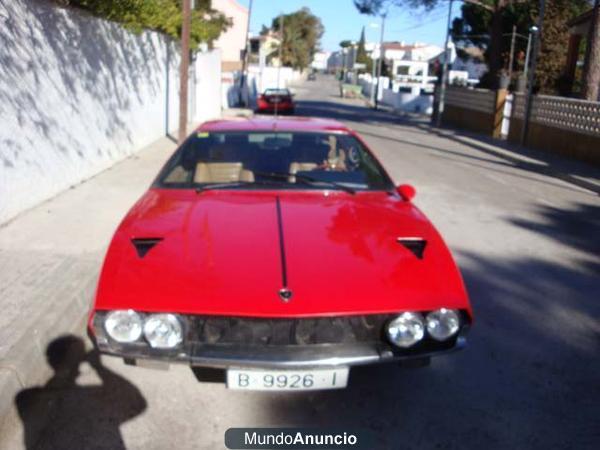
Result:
[388, 10, 450, 34]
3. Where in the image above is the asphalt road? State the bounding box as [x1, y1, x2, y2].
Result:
[12, 76, 600, 450]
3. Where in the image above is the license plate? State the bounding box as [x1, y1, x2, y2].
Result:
[227, 367, 349, 391]
[270, 98, 281, 103]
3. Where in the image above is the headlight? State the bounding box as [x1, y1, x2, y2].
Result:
[143, 314, 183, 348]
[104, 310, 143, 343]
[386, 312, 425, 348]
[426, 308, 460, 341]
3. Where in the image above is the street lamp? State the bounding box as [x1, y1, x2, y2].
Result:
[524, 25, 538, 80]
[520, 20, 542, 147]
[351, 41, 358, 82]
[369, 22, 379, 106]
[374, 12, 387, 110]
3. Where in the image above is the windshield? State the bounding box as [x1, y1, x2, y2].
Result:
[154, 131, 394, 192]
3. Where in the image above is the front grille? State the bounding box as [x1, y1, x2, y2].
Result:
[187, 315, 394, 346]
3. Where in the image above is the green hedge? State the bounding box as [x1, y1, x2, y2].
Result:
[56, 0, 231, 47]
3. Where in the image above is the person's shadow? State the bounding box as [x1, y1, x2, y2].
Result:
[15, 335, 147, 450]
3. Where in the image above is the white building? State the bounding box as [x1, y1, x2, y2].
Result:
[311, 51, 331, 71]
[382, 42, 444, 82]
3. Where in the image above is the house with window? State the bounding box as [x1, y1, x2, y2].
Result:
[248, 31, 282, 67]
[311, 52, 331, 71]
[382, 42, 443, 82]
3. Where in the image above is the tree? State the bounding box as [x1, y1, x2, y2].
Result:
[452, 0, 590, 93]
[582, 0, 600, 100]
[269, 8, 324, 70]
[356, 27, 370, 71]
[537, 0, 590, 94]
[58, 0, 230, 47]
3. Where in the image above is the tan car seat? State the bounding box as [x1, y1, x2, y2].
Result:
[288, 162, 318, 183]
[194, 162, 254, 183]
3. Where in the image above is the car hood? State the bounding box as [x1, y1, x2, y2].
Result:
[94, 189, 470, 317]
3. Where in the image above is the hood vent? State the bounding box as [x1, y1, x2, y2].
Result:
[131, 238, 163, 258]
[397, 238, 427, 259]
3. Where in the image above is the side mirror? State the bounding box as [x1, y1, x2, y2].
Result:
[397, 184, 416, 201]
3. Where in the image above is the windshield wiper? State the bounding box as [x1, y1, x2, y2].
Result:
[254, 171, 356, 194]
[195, 180, 286, 193]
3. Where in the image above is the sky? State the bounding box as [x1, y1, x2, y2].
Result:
[236, 0, 461, 52]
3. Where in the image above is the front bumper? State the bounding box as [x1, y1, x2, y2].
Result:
[98, 340, 467, 369]
[90, 312, 469, 369]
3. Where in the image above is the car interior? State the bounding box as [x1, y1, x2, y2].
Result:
[160, 132, 378, 188]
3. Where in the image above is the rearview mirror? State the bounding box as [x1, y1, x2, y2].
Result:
[397, 184, 416, 201]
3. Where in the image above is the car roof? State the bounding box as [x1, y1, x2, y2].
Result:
[197, 117, 351, 133]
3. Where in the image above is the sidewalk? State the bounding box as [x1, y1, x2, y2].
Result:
[0, 133, 178, 433]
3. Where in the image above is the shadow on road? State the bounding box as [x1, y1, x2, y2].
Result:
[15, 335, 147, 450]
[509, 202, 600, 271]
[259, 247, 600, 449]
[243, 159, 598, 448]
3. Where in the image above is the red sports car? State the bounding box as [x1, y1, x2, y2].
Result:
[89, 117, 472, 391]
[256, 88, 295, 115]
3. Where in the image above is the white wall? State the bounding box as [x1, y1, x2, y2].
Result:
[382, 89, 434, 115]
[0, 0, 221, 224]
[192, 50, 222, 123]
[358, 75, 389, 101]
[249, 66, 305, 93]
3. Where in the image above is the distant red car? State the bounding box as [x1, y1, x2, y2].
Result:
[256, 88, 295, 115]
[89, 117, 472, 391]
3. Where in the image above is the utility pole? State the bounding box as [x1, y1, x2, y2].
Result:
[370, 49, 377, 105]
[369, 22, 378, 105]
[508, 25, 516, 80]
[275, 12, 283, 117]
[374, 12, 386, 110]
[178, 0, 191, 143]
[520, 0, 545, 147]
[435, 0, 453, 127]
[352, 42, 357, 83]
[238, 0, 253, 107]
